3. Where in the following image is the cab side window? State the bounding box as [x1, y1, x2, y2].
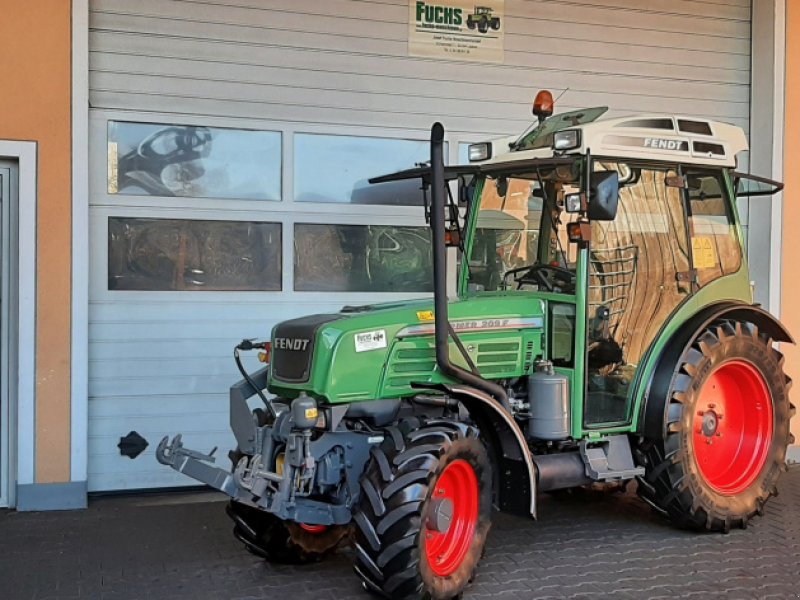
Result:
[685, 172, 742, 287]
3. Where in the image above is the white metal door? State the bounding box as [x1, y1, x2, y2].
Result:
[87, 0, 753, 491]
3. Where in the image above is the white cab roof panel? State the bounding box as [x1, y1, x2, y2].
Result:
[484, 114, 748, 169]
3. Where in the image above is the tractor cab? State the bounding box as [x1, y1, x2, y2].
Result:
[372, 92, 781, 433]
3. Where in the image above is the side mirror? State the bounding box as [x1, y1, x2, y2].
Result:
[458, 175, 475, 204]
[588, 170, 619, 221]
[496, 176, 508, 198]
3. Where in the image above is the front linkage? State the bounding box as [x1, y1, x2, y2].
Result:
[156, 354, 378, 531]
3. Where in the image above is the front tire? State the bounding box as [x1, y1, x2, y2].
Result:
[353, 419, 492, 599]
[226, 501, 349, 563]
[637, 320, 794, 531]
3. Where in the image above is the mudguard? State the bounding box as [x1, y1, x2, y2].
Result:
[639, 301, 793, 440]
[413, 382, 538, 518]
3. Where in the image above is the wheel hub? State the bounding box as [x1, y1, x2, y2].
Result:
[700, 410, 719, 437]
[426, 497, 455, 534]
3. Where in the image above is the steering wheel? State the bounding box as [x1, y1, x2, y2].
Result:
[503, 264, 576, 293]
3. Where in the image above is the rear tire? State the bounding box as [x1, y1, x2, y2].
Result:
[636, 320, 794, 531]
[353, 418, 492, 599]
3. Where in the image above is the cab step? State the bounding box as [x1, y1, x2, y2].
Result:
[580, 435, 645, 481]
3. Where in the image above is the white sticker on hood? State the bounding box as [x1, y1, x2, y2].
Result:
[355, 329, 388, 352]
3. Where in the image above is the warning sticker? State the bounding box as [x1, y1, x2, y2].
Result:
[355, 329, 388, 353]
[416, 310, 435, 322]
[692, 236, 717, 269]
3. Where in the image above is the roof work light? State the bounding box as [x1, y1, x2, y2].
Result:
[553, 129, 580, 151]
[468, 142, 491, 162]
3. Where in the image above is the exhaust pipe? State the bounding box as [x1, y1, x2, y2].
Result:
[429, 123, 509, 409]
[533, 452, 591, 492]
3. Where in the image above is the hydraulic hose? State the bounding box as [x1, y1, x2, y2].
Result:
[234, 340, 277, 420]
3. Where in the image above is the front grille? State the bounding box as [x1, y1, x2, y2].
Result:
[271, 314, 341, 383]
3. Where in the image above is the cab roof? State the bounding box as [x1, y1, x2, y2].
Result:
[484, 112, 748, 169]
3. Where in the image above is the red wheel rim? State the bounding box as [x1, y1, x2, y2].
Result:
[423, 459, 479, 577]
[692, 360, 773, 495]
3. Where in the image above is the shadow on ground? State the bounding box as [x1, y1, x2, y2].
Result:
[1, 468, 799, 599]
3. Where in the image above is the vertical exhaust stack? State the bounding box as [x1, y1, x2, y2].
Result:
[429, 123, 509, 408]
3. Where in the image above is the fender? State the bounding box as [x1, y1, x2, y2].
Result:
[639, 301, 794, 440]
[413, 382, 537, 518]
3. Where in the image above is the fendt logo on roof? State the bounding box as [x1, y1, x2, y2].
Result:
[644, 138, 688, 151]
[274, 337, 310, 351]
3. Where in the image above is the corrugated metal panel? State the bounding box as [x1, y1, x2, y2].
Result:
[87, 0, 751, 491]
[89, 0, 751, 131]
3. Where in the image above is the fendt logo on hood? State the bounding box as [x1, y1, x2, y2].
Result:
[274, 337, 310, 351]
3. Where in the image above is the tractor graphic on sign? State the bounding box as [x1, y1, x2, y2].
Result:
[467, 6, 501, 33]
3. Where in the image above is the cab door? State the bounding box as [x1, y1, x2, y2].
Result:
[583, 162, 691, 427]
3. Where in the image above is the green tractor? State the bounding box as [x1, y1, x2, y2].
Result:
[466, 6, 500, 33]
[157, 92, 794, 599]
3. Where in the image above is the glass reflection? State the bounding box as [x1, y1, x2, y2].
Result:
[294, 134, 436, 205]
[108, 122, 281, 200]
[108, 217, 282, 291]
[294, 223, 433, 292]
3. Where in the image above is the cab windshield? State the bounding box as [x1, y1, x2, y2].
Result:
[464, 164, 582, 294]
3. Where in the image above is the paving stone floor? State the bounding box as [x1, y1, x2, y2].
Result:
[2, 467, 799, 600]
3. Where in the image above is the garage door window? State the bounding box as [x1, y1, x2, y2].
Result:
[294, 223, 432, 292]
[108, 217, 282, 291]
[108, 122, 282, 200]
[294, 133, 433, 205]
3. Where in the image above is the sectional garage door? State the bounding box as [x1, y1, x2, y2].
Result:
[87, 0, 752, 491]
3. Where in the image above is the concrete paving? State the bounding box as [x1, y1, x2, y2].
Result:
[2, 468, 799, 600]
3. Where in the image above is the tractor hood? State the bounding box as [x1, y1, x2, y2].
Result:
[267, 293, 549, 403]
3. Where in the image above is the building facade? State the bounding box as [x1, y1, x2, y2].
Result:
[0, 0, 797, 509]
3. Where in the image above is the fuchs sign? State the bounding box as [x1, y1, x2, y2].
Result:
[408, 0, 505, 63]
